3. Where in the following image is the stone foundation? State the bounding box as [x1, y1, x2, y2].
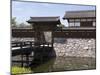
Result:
[54, 38, 96, 58]
[12, 38, 96, 58]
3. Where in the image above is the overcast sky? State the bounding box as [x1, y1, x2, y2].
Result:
[12, 1, 95, 26]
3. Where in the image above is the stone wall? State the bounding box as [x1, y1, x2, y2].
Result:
[12, 38, 96, 58]
[54, 38, 96, 58]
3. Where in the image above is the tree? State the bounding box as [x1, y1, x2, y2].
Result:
[11, 17, 32, 28]
[19, 23, 26, 28]
[11, 17, 17, 27]
[18, 23, 32, 28]
[57, 24, 65, 28]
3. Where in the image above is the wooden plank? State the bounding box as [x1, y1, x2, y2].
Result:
[12, 47, 33, 56]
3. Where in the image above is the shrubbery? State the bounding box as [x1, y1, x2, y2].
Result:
[12, 66, 32, 74]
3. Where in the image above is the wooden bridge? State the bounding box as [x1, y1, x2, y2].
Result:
[12, 40, 54, 67]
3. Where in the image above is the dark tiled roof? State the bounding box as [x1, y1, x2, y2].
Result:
[63, 10, 96, 19]
[27, 16, 60, 23]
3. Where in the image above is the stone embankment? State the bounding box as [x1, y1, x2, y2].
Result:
[54, 38, 95, 58]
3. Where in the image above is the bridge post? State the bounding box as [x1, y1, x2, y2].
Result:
[20, 42, 23, 67]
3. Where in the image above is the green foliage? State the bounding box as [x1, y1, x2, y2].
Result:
[11, 66, 32, 74]
[11, 17, 17, 27]
[11, 17, 32, 28]
[57, 24, 65, 28]
[19, 23, 26, 27]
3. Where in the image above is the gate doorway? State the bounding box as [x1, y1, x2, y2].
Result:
[27, 16, 61, 48]
[27, 16, 61, 67]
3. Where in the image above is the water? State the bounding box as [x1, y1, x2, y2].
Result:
[12, 46, 96, 73]
[30, 57, 96, 73]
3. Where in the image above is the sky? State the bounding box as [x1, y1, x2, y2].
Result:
[12, 1, 96, 27]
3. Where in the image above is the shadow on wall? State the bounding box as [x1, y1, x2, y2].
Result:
[29, 47, 56, 69]
[31, 57, 56, 73]
[54, 38, 67, 44]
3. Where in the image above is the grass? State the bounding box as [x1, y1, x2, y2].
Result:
[11, 66, 32, 75]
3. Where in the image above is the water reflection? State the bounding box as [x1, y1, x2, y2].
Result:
[12, 46, 96, 73]
[31, 56, 95, 73]
[29, 47, 56, 69]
